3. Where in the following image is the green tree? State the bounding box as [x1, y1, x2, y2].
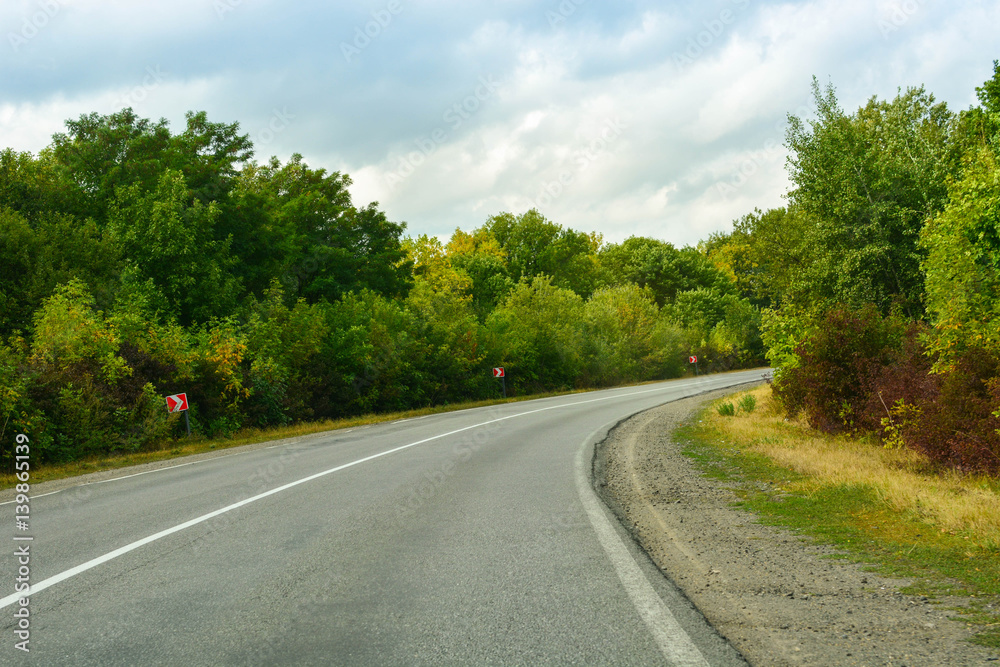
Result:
[0, 207, 115, 338]
[246, 155, 412, 303]
[951, 61, 1000, 159]
[50, 108, 252, 223]
[50, 108, 175, 221]
[447, 228, 515, 320]
[323, 291, 428, 415]
[482, 209, 602, 297]
[404, 236, 486, 403]
[921, 146, 1000, 369]
[0, 209, 37, 335]
[485, 276, 585, 392]
[702, 207, 814, 309]
[107, 170, 241, 324]
[785, 80, 955, 316]
[0, 149, 85, 219]
[30, 279, 125, 383]
[600, 237, 732, 306]
[244, 281, 331, 425]
[582, 284, 660, 385]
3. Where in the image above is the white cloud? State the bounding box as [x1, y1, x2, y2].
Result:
[2, 0, 998, 250]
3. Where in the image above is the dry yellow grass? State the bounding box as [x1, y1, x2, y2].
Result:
[711, 385, 1000, 550]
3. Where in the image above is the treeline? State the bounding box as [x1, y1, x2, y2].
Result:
[705, 62, 1000, 473]
[0, 110, 763, 464]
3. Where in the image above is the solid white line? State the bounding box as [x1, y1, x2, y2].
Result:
[0, 458, 214, 506]
[18, 489, 63, 501]
[575, 425, 711, 667]
[89, 459, 204, 485]
[0, 373, 757, 610]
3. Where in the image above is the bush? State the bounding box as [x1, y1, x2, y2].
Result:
[772, 304, 903, 433]
[772, 304, 1000, 473]
[717, 401, 735, 416]
[738, 394, 757, 413]
[903, 346, 1000, 474]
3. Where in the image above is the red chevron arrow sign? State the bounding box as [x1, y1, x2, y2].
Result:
[165, 393, 189, 413]
[493, 367, 505, 378]
[688, 356, 698, 364]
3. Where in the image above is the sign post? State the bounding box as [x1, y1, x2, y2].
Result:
[165, 392, 191, 437]
[493, 367, 506, 398]
[688, 355, 699, 376]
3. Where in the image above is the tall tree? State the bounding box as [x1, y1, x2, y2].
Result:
[600, 236, 732, 306]
[447, 228, 514, 321]
[785, 80, 955, 316]
[106, 170, 240, 324]
[485, 276, 585, 392]
[50, 108, 252, 223]
[0, 149, 84, 219]
[50, 108, 174, 221]
[482, 209, 602, 297]
[245, 155, 412, 303]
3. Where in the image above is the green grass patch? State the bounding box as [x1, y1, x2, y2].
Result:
[677, 410, 1000, 650]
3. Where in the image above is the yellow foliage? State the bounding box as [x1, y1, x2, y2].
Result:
[446, 227, 506, 260]
[205, 322, 250, 407]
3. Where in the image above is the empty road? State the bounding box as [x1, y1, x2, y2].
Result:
[2, 371, 765, 665]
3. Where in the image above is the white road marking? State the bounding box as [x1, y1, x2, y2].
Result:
[0, 458, 213, 506]
[575, 424, 711, 667]
[12, 489, 64, 501]
[0, 373, 757, 610]
[0, 427, 370, 505]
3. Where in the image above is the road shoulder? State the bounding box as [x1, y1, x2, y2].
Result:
[595, 388, 997, 666]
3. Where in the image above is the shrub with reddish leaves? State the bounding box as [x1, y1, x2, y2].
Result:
[902, 347, 1000, 474]
[774, 305, 1000, 474]
[772, 305, 904, 433]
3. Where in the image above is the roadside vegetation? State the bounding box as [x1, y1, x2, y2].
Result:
[704, 61, 1000, 476]
[681, 385, 1000, 648]
[0, 115, 765, 468]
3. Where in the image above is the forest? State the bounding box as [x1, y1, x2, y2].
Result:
[2, 61, 998, 473]
[0, 109, 762, 465]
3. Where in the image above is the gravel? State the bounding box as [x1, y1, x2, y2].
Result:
[596, 388, 999, 666]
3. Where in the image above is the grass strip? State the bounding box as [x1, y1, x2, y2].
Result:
[677, 385, 1000, 649]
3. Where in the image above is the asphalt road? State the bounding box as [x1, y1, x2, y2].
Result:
[1, 371, 766, 666]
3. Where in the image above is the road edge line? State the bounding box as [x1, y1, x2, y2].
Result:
[575, 423, 712, 667]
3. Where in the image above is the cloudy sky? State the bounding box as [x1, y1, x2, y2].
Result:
[2, 0, 998, 247]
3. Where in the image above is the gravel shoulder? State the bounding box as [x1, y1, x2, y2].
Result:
[596, 388, 998, 667]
